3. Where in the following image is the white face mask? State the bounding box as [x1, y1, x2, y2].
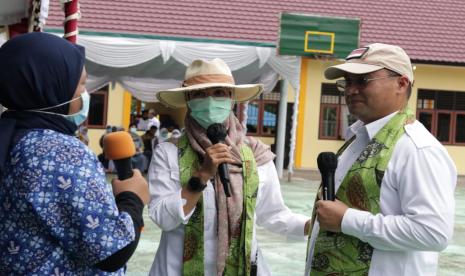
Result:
[23, 90, 90, 126]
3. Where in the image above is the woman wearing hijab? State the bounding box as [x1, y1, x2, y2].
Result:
[148, 58, 311, 276]
[0, 33, 149, 275]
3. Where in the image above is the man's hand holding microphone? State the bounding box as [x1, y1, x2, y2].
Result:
[315, 152, 348, 233]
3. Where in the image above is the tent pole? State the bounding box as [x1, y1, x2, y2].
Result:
[64, 0, 79, 43]
[275, 79, 288, 179]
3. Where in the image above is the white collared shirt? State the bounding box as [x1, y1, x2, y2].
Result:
[305, 111, 457, 276]
[148, 142, 309, 276]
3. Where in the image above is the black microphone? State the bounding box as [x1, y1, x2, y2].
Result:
[206, 123, 231, 197]
[317, 152, 337, 201]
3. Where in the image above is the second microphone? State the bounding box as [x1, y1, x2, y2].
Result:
[206, 123, 232, 197]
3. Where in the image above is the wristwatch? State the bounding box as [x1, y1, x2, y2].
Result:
[187, 176, 207, 193]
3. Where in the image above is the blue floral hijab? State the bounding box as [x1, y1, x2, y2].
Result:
[0, 32, 85, 175]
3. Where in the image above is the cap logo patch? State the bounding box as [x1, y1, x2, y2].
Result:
[346, 47, 369, 60]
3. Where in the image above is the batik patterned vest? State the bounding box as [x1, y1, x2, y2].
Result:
[178, 135, 259, 276]
[308, 109, 415, 275]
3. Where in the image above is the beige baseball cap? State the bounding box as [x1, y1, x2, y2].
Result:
[324, 43, 414, 83]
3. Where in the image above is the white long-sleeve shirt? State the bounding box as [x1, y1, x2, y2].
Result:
[148, 142, 309, 276]
[305, 112, 457, 276]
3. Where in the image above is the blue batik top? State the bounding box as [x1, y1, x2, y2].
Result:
[0, 129, 135, 275]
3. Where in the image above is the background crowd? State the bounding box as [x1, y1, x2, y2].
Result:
[78, 113, 183, 175]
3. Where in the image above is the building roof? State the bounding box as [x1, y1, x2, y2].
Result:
[46, 0, 465, 64]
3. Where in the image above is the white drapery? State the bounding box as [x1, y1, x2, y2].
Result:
[70, 34, 301, 102]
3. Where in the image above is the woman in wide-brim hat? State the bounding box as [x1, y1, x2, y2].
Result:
[148, 58, 310, 276]
[156, 58, 263, 109]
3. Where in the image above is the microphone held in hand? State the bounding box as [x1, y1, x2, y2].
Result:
[104, 131, 136, 180]
[206, 123, 231, 197]
[317, 152, 338, 201]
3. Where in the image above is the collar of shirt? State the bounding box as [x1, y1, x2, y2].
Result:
[345, 111, 399, 141]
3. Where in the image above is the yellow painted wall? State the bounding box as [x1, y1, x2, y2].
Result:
[297, 60, 465, 174]
[258, 136, 275, 145]
[287, 81, 296, 103]
[87, 82, 126, 155]
[298, 58, 340, 169]
[295, 58, 309, 166]
[155, 103, 187, 128]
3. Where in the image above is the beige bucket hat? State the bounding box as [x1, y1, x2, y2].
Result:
[156, 58, 264, 108]
[324, 43, 414, 83]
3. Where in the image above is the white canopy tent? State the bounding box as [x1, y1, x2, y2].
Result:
[75, 35, 300, 101]
[73, 34, 302, 175]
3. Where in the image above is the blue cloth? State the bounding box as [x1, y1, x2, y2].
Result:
[0, 32, 85, 176]
[0, 129, 135, 275]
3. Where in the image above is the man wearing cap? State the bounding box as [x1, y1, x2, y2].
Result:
[148, 58, 310, 276]
[304, 43, 456, 276]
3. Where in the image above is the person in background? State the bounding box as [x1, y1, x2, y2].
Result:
[137, 109, 150, 131]
[142, 125, 158, 173]
[147, 108, 161, 131]
[98, 125, 113, 170]
[77, 125, 89, 146]
[130, 113, 138, 128]
[106, 126, 122, 173]
[168, 128, 182, 144]
[158, 127, 170, 143]
[128, 123, 148, 173]
[0, 32, 149, 275]
[148, 58, 310, 276]
[305, 43, 456, 276]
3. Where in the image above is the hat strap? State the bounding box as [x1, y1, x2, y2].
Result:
[182, 74, 234, 87]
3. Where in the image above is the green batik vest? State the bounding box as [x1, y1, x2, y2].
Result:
[308, 108, 415, 276]
[178, 135, 259, 276]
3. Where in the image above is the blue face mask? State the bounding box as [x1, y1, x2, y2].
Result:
[187, 96, 232, 129]
[24, 90, 90, 126]
[61, 91, 90, 126]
